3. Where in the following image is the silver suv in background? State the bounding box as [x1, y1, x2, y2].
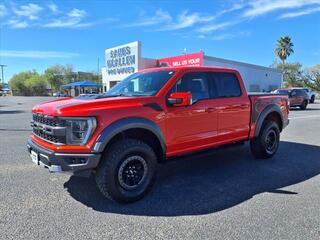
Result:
[302, 88, 316, 103]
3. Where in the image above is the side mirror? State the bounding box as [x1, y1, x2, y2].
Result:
[168, 92, 192, 107]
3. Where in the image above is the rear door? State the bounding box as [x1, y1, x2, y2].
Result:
[290, 89, 302, 105]
[207, 72, 251, 143]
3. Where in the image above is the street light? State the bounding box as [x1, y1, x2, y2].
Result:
[0, 64, 7, 85]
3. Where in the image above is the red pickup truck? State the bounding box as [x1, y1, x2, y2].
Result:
[28, 66, 289, 203]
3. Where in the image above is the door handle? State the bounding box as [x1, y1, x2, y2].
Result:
[239, 104, 248, 109]
[205, 107, 216, 113]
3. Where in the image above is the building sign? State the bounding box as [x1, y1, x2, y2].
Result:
[158, 52, 204, 67]
[105, 41, 140, 81]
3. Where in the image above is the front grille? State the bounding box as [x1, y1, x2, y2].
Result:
[33, 114, 60, 126]
[32, 113, 66, 145]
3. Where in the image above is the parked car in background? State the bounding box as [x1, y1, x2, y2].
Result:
[273, 88, 309, 110]
[0, 88, 12, 96]
[53, 92, 66, 97]
[302, 88, 316, 103]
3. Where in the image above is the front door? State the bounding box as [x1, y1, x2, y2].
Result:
[166, 71, 218, 156]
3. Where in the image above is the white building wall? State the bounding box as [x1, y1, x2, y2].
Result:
[101, 67, 108, 92]
[204, 56, 282, 92]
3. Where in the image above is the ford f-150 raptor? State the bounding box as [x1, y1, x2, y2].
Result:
[28, 66, 289, 203]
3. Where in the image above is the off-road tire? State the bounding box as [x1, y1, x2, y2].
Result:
[300, 100, 308, 110]
[95, 138, 157, 203]
[250, 121, 280, 159]
[310, 95, 315, 104]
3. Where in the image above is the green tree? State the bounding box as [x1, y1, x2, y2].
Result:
[275, 36, 294, 71]
[9, 70, 37, 95]
[272, 62, 304, 87]
[304, 64, 320, 92]
[44, 65, 64, 91]
[25, 75, 48, 96]
[44, 64, 74, 92]
[63, 64, 74, 82]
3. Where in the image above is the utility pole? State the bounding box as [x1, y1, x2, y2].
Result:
[97, 58, 100, 76]
[0, 64, 7, 85]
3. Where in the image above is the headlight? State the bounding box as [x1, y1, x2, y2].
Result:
[65, 117, 96, 145]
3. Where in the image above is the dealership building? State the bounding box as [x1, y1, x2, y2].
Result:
[102, 41, 282, 93]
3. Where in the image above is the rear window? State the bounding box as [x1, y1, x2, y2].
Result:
[208, 72, 242, 98]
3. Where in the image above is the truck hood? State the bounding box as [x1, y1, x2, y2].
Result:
[32, 96, 153, 116]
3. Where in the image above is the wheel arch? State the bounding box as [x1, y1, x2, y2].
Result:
[254, 104, 283, 137]
[93, 117, 166, 162]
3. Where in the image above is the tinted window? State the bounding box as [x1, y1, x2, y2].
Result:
[171, 72, 209, 103]
[208, 72, 241, 98]
[296, 89, 308, 97]
[291, 90, 297, 96]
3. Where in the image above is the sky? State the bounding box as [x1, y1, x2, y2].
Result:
[0, 0, 320, 83]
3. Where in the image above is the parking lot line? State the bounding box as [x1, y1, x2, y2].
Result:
[289, 115, 320, 120]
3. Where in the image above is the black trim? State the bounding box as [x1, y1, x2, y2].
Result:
[248, 93, 287, 97]
[27, 138, 101, 176]
[254, 104, 284, 137]
[142, 103, 163, 112]
[93, 117, 166, 155]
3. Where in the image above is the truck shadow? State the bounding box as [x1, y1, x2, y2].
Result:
[64, 141, 320, 216]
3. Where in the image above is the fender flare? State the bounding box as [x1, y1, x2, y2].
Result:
[254, 104, 283, 137]
[92, 117, 166, 156]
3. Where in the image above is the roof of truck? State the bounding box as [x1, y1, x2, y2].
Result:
[139, 66, 240, 73]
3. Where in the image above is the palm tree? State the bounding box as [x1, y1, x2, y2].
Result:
[275, 36, 294, 68]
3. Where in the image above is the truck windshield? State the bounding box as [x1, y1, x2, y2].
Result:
[104, 70, 176, 97]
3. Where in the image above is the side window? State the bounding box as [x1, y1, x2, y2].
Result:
[208, 72, 242, 98]
[298, 90, 307, 97]
[171, 72, 210, 103]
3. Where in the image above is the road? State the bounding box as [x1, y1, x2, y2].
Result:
[1, 96, 320, 240]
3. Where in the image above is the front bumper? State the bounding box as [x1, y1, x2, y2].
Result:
[27, 138, 101, 177]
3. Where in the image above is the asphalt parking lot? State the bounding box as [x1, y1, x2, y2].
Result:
[1, 96, 320, 240]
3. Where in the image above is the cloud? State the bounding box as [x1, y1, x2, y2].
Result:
[125, 9, 215, 31]
[124, 9, 171, 27]
[13, 3, 43, 20]
[0, 50, 80, 58]
[1, 2, 109, 29]
[6, 19, 29, 29]
[43, 17, 116, 29]
[68, 8, 86, 18]
[43, 18, 85, 28]
[47, 3, 59, 14]
[158, 10, 214, 31]
[0, 4, 7, 17]
[279, 5, 320, 18]
[196, 20, 240, 34]
[242, 0, 320, 18]
[211, 31, 251, 41]
[214, 2, 247, 17]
